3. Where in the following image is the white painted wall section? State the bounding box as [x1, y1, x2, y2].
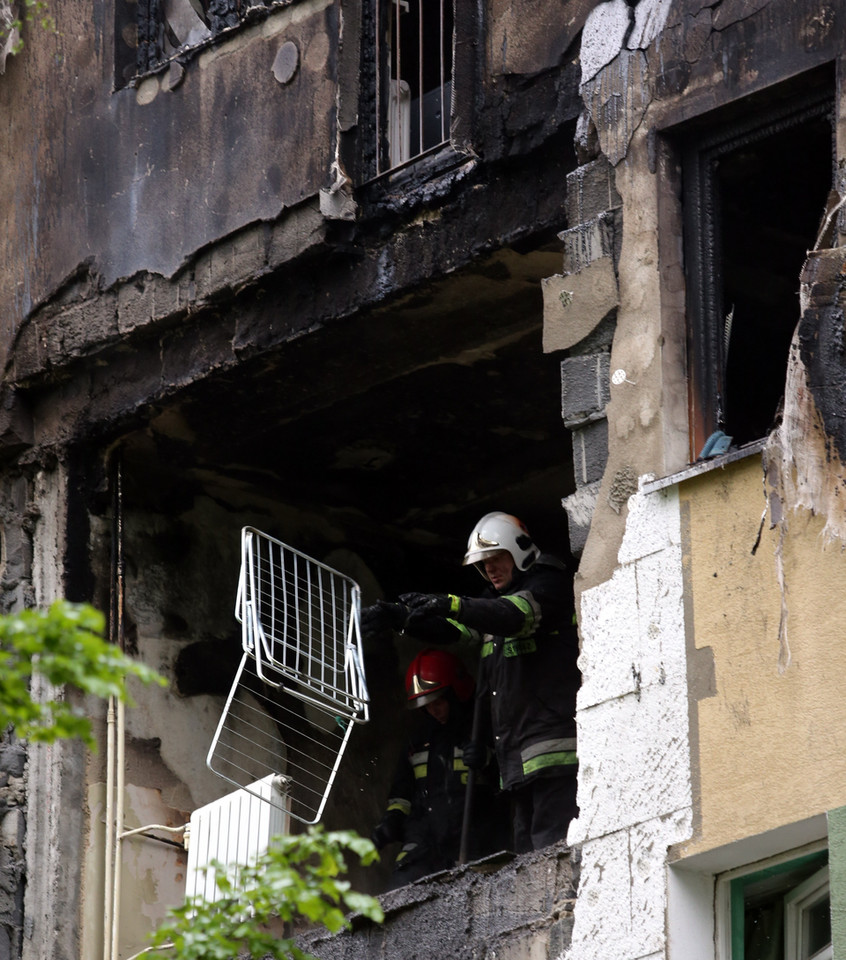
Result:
[580, 0, 674, 85]
[564, 482, 693, 960]
[580, 0, 631, 84]
[32, 466, 67, 605]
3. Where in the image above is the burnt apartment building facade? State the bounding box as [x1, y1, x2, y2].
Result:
[1, 0, 846, 958]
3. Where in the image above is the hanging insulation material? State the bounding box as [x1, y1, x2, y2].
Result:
[762, 240, 846, 673]
[207, 527, 369, 825]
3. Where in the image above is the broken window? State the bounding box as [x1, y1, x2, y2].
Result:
[115, 0, 264, 87]
[374, 0, 454, 173]
[719, 848, 830, 960]
[681, 77, 834, 456]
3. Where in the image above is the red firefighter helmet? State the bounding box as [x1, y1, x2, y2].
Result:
[405, 648, 475, 709]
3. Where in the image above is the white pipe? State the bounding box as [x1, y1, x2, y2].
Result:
[104, 696, 116, 960]
[105, 453, 123, 960]
[110, 697, 126, 960]
[124, 944, 173, 960]
[119, 824, 186, 841]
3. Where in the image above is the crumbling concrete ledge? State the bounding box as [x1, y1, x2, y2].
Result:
[298, 842, 578, 960]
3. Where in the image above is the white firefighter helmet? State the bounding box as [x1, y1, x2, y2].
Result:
[462, 512, 539, 574]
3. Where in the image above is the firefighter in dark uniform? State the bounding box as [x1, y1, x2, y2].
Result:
[370, 648, 504, 887]
[365, 512, 580, 853]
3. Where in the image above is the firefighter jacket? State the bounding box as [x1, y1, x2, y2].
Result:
[376, 697, 502, 876]
[408, 555, 580, 792]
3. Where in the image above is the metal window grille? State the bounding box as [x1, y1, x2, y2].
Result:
[376, 0, 454, 173]
[207, 528, 369, 825]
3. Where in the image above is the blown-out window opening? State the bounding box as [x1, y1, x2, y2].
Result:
[680, 76, 835, 460]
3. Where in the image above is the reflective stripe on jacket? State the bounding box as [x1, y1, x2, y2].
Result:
[471, 557, 580, 790]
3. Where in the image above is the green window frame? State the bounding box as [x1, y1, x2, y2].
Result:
[721, 848, 830, 960]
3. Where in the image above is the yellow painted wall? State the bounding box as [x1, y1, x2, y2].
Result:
[679, 455, 846, 858]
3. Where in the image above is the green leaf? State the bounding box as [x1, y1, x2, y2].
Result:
[0, 600, 166, 747]
[344, 890, 384, 922]
[150, 827, 384, 958]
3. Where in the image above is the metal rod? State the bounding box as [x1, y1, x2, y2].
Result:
[418, 0, 423, 155]
[375, 0, 382, 174]
[111, 451, 127, 960]
[459, 691, 484, 865]
[104, 697, 116, 960]
[395, 0, 401, 93]
[439, 0, 446, 141]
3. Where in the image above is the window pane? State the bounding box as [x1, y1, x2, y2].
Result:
[728, 851, 829, 960]
[804, 894, 830, 959]
[745, 900, 783, 960]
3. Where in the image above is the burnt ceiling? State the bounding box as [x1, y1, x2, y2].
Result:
[121, 244, 575, 582]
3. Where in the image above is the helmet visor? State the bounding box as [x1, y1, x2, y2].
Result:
[407, 689, 446, 709]
[407, 673, 446, 709]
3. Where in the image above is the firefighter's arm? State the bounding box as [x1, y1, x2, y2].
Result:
[402, 592, 528, 637]
[389, 592, 471, 644]
[371, 801, 409, 850]
[360, 599, 410, 639]
[371, 754, 414, 849]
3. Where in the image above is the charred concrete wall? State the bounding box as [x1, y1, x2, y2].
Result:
[0, 0, 590, 403]
[543, 152, 621, 557]
[0, 0, 344, 322]
[0, 737, 26, 959]
[7, 0, 844, 956]
[300, 844, 577, 960]
[0, 0, 591, 955]
[0, 465, 62, 957]
[561, 0, 844, 597]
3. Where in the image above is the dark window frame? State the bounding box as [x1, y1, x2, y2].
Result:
[375, 0, 455, 174]
[357, 0, 480, 184]
[681, 80, 835, 456]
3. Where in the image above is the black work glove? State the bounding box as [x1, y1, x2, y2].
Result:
[371, 809, 405, 850]
[399, 593, 459, 620]
[462, 740, 487, 771]
[360, 600, 409, 639]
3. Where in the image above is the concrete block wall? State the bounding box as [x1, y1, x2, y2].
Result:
[559, 159, 622, 277]
[546, 156, 621, 557]
[300, 844, 577, 960]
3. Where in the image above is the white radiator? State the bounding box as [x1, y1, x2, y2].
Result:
[184, 774, 290, 905]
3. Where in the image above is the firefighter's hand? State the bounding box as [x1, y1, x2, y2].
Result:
[399, 593, 459, 620]
[462, 740, 487, 770]
[371, 810, 404, 850]
[360, 600, 409, 639]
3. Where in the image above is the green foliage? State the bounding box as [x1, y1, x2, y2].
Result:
[1, 0, 56, 56]
[148, 827, 384, 960]
[0, 599, 166, 747]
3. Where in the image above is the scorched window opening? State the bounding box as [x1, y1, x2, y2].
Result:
[376, 0, 455, 173]
[681, 81, 835, 458]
